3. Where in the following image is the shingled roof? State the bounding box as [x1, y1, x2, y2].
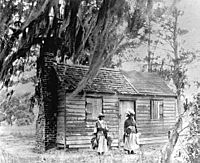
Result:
[122, 70, 176, 97]
[56, 64, 137, 95]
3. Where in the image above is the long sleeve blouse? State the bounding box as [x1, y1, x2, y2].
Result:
[124, 117, 137, 133]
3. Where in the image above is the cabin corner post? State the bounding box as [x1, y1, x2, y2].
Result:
[35, 51, 58, 153]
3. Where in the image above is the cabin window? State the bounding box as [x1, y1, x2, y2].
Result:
[86, 97, 102, 120]
[150, 100, 164, 120]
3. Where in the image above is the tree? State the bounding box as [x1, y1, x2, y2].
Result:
[0, 92, 35, 126]
[0, 0, 155, 102]
[128, 1, 196, 114]
[153, 6, 196, 114]
[0, 0, 153, 97]
[0, 0, 153, 151]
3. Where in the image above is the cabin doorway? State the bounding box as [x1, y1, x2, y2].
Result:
[118, 100, 136, 147]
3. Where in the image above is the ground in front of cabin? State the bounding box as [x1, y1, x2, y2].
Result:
[0, 125, 163, 163]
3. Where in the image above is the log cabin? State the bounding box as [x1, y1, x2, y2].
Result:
[36, 54, 177, 151]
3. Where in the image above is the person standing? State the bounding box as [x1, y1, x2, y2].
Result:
[94, 113, 108, 155]
[124, 110, 139, 154]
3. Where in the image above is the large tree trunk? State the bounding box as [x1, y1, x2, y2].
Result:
[35, 38, 58, 153]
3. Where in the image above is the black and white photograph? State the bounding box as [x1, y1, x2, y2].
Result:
[0, 0, 200, 162]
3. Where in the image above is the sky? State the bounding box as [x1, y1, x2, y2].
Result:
[122, 0, 200, 101]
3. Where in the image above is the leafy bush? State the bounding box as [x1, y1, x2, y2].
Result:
[173, 95, 200, 163]
[0, 93, 35, 126]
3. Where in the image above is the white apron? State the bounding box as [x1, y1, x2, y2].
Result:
[95, 120, 108, 153]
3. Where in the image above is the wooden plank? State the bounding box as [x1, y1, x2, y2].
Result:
[66, 135, 92, 141]
[107, 122, 119, 126]
[136, 100, 150, 105]
[104, 115, 118, 119]
[103, 103, 117, 107]
[137, 119, 176, 124]
[164, 101, 176, 105]
[69, 144, 90, 148]
[136, 113, 150, 116]
[137, 124, 175, 128]
[103, 106, 118, 110]
[66, 112, 85, 116]
[59, 117, 85, 121]
[103, 112, 118, 116]
[58, 109, 85, 114]
[66, 104, 85, 109]
[136, 116, 151, 119]
[137, 110, 149, 114]
[137, 107, 150, 111]
[138, 127, 173, 133]
[66, 107, 85, 111]
[66, 139, 91, 145]
[106, 119, 119, 123]
[103, 98, 118, 103]
[163, 114, 176, 117]
[137, 103, 150, 107]
[57, 131, 90, 136]
[164, 103, 176, 106]
[103, 109, 118, 113]
[139, 126, 172, 131]
[66, 101, 85, 105]
[57, 129, 93, 134]
[65, 113, 85, 117]
[138, 129, 172, 133]
[163, 112, 176, 116]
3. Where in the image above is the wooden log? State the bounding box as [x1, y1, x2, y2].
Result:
[69, 144, 90, 148]
[103, 98, 118, 103]
[66, 139, 91, 145]
[66, 135, 92, 141]
[66, 101, 85, 105]
[66, 104, 85, 109]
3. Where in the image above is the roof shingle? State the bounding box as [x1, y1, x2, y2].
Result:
[55, 63, 176, 97]
[56, 64, 137, 95]
[122, 70, 176, 97]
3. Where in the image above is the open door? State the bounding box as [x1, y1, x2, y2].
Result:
[118, 100, 136, 147]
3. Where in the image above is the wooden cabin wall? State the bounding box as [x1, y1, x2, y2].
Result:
[57, 92, 177, 148]
[102, 95, 119, 147]
[56, 93, 119, 148]
[57, 94, 90, 148]
[136, 97, 177, 142]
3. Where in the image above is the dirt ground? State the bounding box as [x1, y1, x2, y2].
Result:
[0, 134, 164, 163]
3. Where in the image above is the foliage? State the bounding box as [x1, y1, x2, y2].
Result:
[167, 94, 200, 163]
[0, 92, 35, 126]
[108, 0, 197, 114]
[0, 0, 153, 101]
[103, 0, 152, 68]
[184, 94, 200, 162]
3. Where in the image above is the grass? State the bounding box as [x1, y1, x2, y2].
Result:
[0, 124, 163, 163]
[0, 148, 162, 163]
[0, 124, 35, 138]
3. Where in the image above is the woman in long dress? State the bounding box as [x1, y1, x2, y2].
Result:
[124, 110, 139, 154]
[94, 113, 108, 155]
